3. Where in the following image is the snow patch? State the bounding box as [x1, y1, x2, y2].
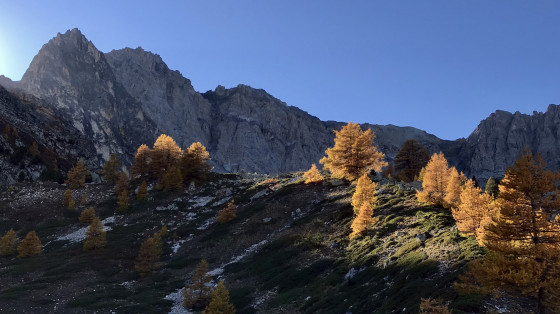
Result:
[165, 289, 192, 314]
[188, 196, 214, 209]
[197, 217, 215, 230]
[156, 203, 178, 211]
[57, 216, 114, 243]
[208, 239, 269, 277]
[172, 239, 187, 254]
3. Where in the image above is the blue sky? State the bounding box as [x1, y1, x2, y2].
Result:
[1, 1, 559, 140]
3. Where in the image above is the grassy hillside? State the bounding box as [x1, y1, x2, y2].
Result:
[0, 172, 502, 313]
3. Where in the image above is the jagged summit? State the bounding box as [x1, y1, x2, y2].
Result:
[4, 28, 560, 181]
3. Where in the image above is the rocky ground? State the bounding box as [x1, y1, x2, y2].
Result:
[0, 173, 533, 313]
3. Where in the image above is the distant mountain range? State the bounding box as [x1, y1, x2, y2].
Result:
[2, 28, 560, 183]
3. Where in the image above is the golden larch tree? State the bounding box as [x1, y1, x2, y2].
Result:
[115, 171, 129, 195]
[28, 141, 40, 158]
[63, 189, 75, 210]
[181, 142, 212, 182]
[394, 139, 430, 182]
[350, 203, 376, 239]
[459, 150, 560, 313]
[17, 231, 42, 257]
[351, 173, 377, 215]
[0, 228, 19, 256]
[443, 167, 466, 209]
[79, 206, 96, 225]
[303, 164, 323, 184]
[162, 164, 183, 191]
[135, 234, 163, 276]
[451, 179, 494, 244]
[100, 153, 122, 183]
[203, 281, 236, 314]
[217, 200, 237, 224]
[137, 180, 148, 201]
[130, 144, 151, 179]
[320, 122, 387, 181]
[419, 298, 451, 314]
[416, 152, 450, 206]
[80, 194, 88, 206]
[117, 189, 129, 212]
[183, 259, 213, 309]
[83, 217, 106, 251]
[151, 134, 182, 178]
[66, 159, 89, 188]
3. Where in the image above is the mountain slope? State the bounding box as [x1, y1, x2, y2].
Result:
[1, 173, 526, 313]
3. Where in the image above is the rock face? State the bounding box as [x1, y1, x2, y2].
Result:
[105, 48, 212, 149]
[19, 29, 157, 165]
[0, 75, 18, 90]
[456, 106, 560, 182]
[5, 28, 560, 180]
[0, 86, 96, 183]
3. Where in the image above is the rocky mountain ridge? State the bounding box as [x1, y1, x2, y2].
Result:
[1, 28, 560, 182]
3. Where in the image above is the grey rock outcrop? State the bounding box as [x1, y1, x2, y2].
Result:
[105, 47, 212, 149]
[0, 75, 18, 90]
[0, 86, 96, 183]
[19, 28, 157, 165]
[456, 106, 560, 182]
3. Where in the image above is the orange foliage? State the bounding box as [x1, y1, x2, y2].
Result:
[451, 179, 494, 244]
[320, 122, 386, 181]
[416, 152, 450, 206]
[351, 173, 376, 215]
[303, 164, 323, 184]
[460, 150, 560, 313]
[350, 203, 376, 239]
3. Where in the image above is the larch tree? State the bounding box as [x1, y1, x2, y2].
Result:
[461, 150, 560, 313]
[351, 173, 377, 215]
[416, 152, 451, 206]
[28, 141, 40, 158]
[83, 217, 106, 251]
[183, 259, 213, 309]
[151, 134, 182, 178]
[130, 144, 151, 180]
[485, 177, 499, 199]
[303, 164, 323, 184]
[217, 201, 237, 224]
[17, 231, 42, 257]
[443, 167, 466, 209]
[137, 180, 148, 201]
[114, 171, 129, 195]
[66, 159, 89, 188]
[419, 298, 451, 314]
[381, 162, 395, 179]
[62, 189, 75, 210]
[451, 179, 494, 244]
[134, 234, 163, 276]
[181, 142, 212, 182]
[80, 194, 88, 206]
[203, 281, 236, 314]
[162, 164, 183, 191]
[79, 206, 96, 225]
[320, 122, 387, 181]
[0, 229, 19, 256]
[350, 203, 376, 239]
[394, 139, 430, 183]
[101, 153, 122, 183]
[117, 189, 129, 212]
